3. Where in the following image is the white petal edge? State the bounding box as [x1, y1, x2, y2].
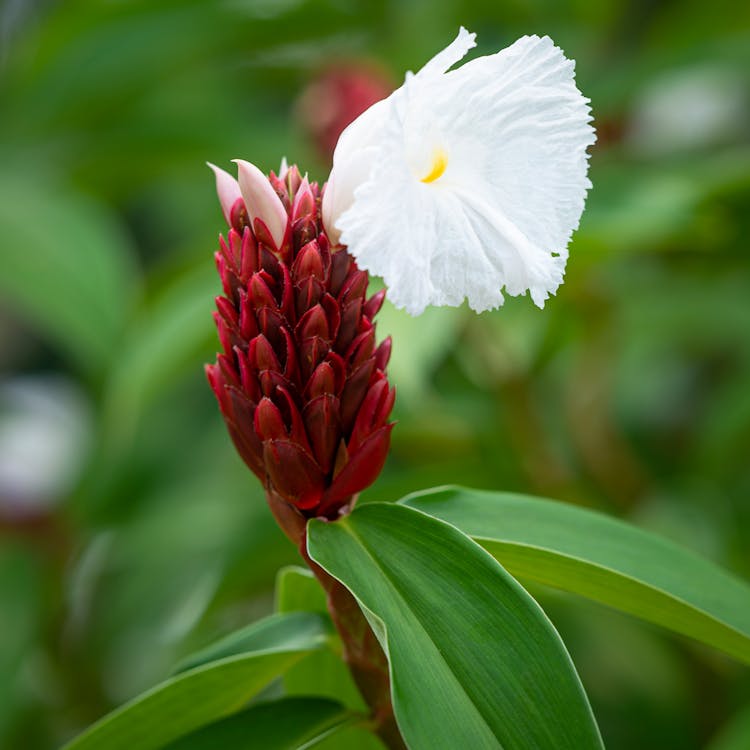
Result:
[329, 32, 595, 315]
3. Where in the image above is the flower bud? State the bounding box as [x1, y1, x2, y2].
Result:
[207, 162, 395, 519]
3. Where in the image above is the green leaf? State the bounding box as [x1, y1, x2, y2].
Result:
[174, 611, 330, 674]
[63, 612, 331, 750]
[274, 568, 370, 718]
[161, 696, 353, 750]
[308, 503, 603, 750]
[401, 486, 750, 665]
[275, 565, 328, 615]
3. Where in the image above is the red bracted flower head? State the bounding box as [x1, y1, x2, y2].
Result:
[206, 161, 394, 520]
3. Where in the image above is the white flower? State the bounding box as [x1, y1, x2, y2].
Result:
[322, 28, 596, 315]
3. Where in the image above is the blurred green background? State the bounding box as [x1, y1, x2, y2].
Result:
[1, 0, 749, 748]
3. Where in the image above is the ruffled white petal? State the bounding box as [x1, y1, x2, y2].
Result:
[322, 99, 389, 245]
[414, 26, 476, 79]
[323, 30, 595, 315]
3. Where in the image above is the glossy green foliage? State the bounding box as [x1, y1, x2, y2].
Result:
[308, 503, 604, 750]
[63, 613, 331, 750]
[161, 697, 352, 750]
[402, 486, 750, 664]
[274, 568, 385, 750]
[274, 568, 365, 707]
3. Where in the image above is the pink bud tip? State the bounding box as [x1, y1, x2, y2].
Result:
[233, 159, 289, 249]
[207, 162, 243, 226]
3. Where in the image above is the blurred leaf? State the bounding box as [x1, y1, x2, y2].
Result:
[0, 174, 138, 373]
[63, 612, 331, 750]
[707, 704, 750, 750]
[275, 565, 328, 615]
[0, 544, 42, 742]
[102, 260, 215, 447]
[274, 567, 369, 723]
[376, 296, 465, 403]
[308, 503, 603, 750]
[175, 611, 331, 673]
[402, 486, 750, 664]
[162, 696, 354, 750]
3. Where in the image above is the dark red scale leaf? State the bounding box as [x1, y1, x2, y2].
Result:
[228, 423, 265, 480]
[259, 369, 295, 399]
[331, 438, 348, 480]
[280, 327, 298, 383]
[329, 251, 351, 296]
[324, 352, 347, 394]
[215, 252, 233, 299]
[225, 228, 241, 274]
[317, 233, 331, 261]
[238, 291, 260, 341]
[293, 216, 317, 246]
[306, 361, 336, 399]
[292, 241, 325, 282]
[253, 217, 278, 251]
[240, 226, 259, 281]
[297, 304, 330, 341]
[337, 297, 362, 352]
[291, 182, 316, 223]
[347, 328, 376, 369]
[214, 313, 232, 355]
[285, 165, 303, 197]
[320, 293, 341, 342]
[236, 349, 261, 403]
[295, 277, 324, 317]
[216, 353, 241, 389]
[303, 394, 341, 475]
[248, 334, 281, 372]
[317, 424, 394, 517]
[339, 269, 368, 305]
[262, 439, 324, 509]
[215, 295, 238, 326]
[374, 336, 392, 372]
[218, 234, 235, 271]
[300, 336, 331, 383]
[275, 386, 312, 453]
[229, 197, 249, 234]
[379, 384, 396, 425]
[224, 388, 265, 477]
[339, 358, 375, 435]
[256, 306, 284, 350]
[363, 289, 386, 319]
[254, 397, 287, 441]
[259, 245, 282, 282]
[348, 379, 393, 453]
[268, 172, 291, 210]
[205, 364, 229, 413]
[249, 271, 278, 309]
[279, 263, 295, 320]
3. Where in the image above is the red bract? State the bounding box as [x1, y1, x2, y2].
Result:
[296, 63, 393, 160]
[206, 164, 394, 519]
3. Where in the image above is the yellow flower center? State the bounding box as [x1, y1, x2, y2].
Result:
[420, 148, 448, 183]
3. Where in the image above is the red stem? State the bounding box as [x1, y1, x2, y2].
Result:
[266, 490, 406, 749]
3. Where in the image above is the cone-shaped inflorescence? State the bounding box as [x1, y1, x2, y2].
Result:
[206, 161, 394, 519]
